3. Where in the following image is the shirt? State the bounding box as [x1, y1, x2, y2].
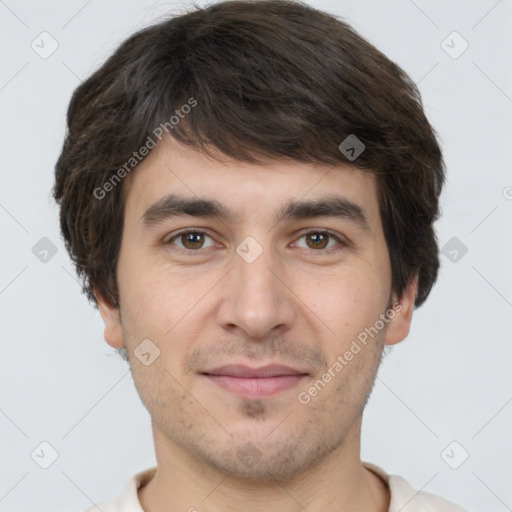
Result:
[84, 462, 469, 512]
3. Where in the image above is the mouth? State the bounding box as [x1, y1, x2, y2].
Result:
[200, 364, 310, 399]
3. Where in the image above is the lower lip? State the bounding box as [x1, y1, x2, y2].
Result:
[203, 374, 307, 398]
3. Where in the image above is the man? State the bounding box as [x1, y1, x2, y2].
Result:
[53, 1, 468, 510]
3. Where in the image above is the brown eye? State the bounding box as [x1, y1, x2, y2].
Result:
[305, 232, 329, 249]
[166, 231, 215, 251]
[180, 232, 205, 249]
[295, 230, 344, 252]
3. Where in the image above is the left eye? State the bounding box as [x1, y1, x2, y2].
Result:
[294, 231, 343, 251]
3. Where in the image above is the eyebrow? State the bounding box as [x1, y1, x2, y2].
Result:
[140, 193, 372, 232]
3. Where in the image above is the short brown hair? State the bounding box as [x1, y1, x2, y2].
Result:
[53, 0, 445, 310]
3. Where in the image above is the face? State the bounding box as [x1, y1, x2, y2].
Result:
[98, 137, 416, 482]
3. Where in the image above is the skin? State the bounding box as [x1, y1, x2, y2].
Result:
[97, 136, 417, 511]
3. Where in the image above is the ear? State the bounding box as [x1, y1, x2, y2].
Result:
[94, 288, 126, 349]
[384, 277, 418, 346]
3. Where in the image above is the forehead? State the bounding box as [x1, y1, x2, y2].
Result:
[122, 137, 381, 232]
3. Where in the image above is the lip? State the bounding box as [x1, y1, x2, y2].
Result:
[200, 364, 309, 398]
[203, 364, 308, 378]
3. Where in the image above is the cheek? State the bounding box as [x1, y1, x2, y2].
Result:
[119, 262, 216, 361]
[118, 250, 178, 314]
[302, 266, 389, 363]
[308, 262, 388, 320]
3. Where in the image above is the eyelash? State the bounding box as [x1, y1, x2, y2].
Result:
[164, 229, 348, 255]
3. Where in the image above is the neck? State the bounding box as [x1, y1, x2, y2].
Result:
[138, 419, 389, 512]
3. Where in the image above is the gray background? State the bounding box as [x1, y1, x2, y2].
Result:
[1, 0, 511, 510]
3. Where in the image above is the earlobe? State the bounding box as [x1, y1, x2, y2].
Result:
[94, 289, 126, 349]
[384, 277, 418, 346]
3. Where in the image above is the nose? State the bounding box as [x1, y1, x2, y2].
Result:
[216, 244, 296, 340]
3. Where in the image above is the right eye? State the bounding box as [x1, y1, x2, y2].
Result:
[164, 230, 217, 253]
